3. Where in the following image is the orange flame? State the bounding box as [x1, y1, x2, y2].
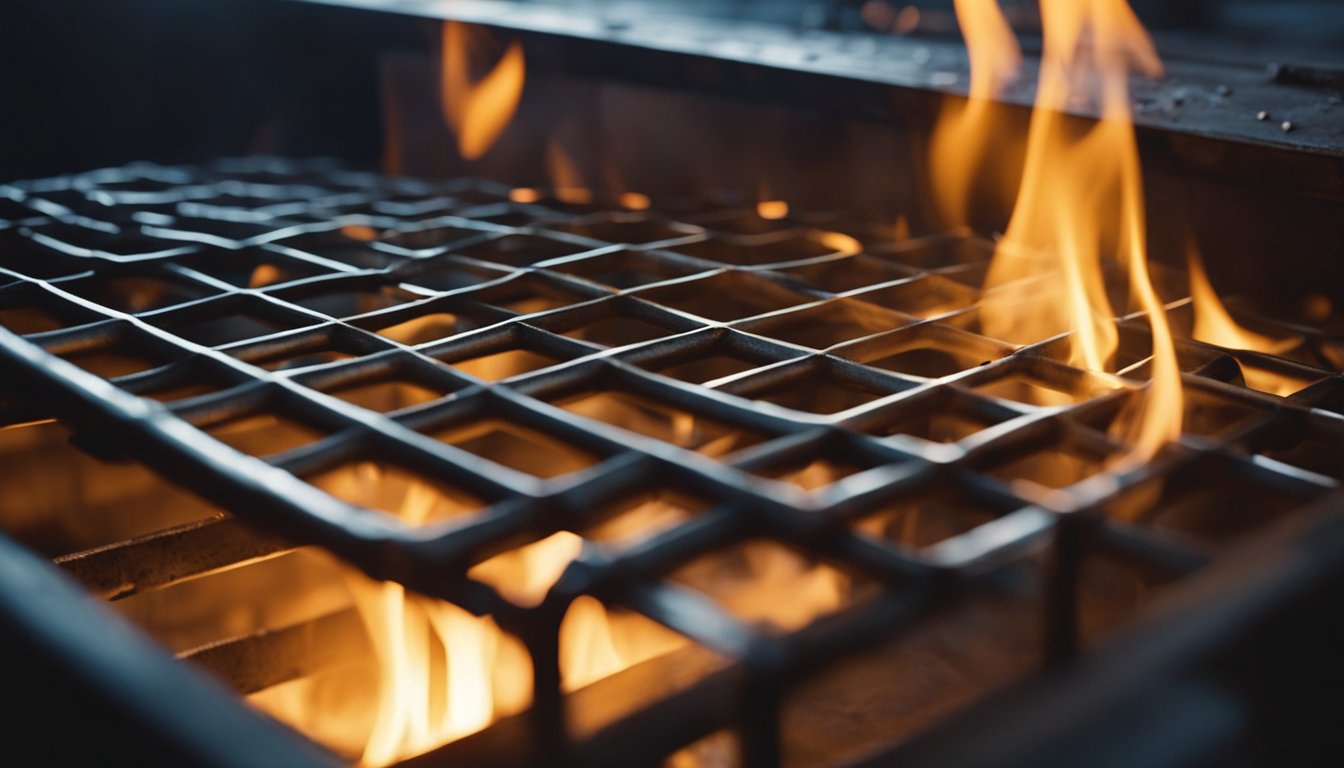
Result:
[927, 0, 1022, 226]
[546, 140, 594, 204]
[949, 0, 1180, 462]
[1188, 244, 1299, 356]
[440, 22, 526, 161]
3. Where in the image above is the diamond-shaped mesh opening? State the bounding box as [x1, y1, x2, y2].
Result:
[57, 340, 174, 380]
[0, 292, 104, 335]
[146, 216, 283, 244]
[758, 451, 881, 492]
[454, 233, 596, 268]
[430, 418, 602, 479]
[464, 274, 600, 316]
[268, 225, 405, 269]
[380, 222, 488, 252]
[734, 362, 908, 415]
[772, 254, 916, 295]
[1253, 419, 1344, 482]
[177, 248, 331, 288]
[203, 410, 330, 457]
[668, 538, 878, 634]
[850, 274, 980, 319]
[839, 323, 1009, 379]
[981, 432, 1115, 492]
[231, 330, 383, 372]
[324, 375, 458, 413]
[1235, 359, 1330, 398]
[26, 220, 186, 257]
[556, 388, 771, 457]
[157, 305, 319, 347]
[391, 258, 506, 293]
[872, 391, 1017, 444]
[1103, 456, 1328, 548]
[972, 366, 1113, 408]
[852, 483, 1016, 550]
[670, 232, 850, 267]
[372, 311, 475, 346]
[737, 299, 909, 351]
[0, 236, 86, 282]
[1179, 385, 1272, 439]
[578, 488, 706, 548]
[59, 272, 213, 314]
[272, 282, 419, 319]
[542, 248, 706, 290]
[736, 430, 895, 493]
[635, 272, 814, 322]
[307, 461, 486, 527]
[552, 213, 701, 245]
[868, 234, 997, 271]
[444, 343, 569, 382]
[535, 302, 691, 349]
[635, 334, 797, 385]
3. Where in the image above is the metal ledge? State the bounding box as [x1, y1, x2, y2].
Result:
[286, 0, 1344, 160]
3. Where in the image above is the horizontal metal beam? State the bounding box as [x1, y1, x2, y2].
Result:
[181, 607, 369, 695]
[55, 516, 295, 600]
[285, 0, 1344, 161]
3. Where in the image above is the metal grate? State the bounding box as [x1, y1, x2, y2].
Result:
[3, 157, 1344, 767]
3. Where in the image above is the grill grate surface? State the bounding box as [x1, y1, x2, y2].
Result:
[3, 157, 1344, 766]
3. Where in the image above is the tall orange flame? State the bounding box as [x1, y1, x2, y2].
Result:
[945, 0, 1181, 462]
[928, 0, 1022, 226]
[440, 22, 526, 161]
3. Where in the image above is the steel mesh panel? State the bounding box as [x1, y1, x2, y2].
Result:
[3, 157, 1342, 766]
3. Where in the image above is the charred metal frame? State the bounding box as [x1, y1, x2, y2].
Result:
[2, 159, 1344, 766]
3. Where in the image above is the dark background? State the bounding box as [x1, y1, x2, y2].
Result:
[3, 0, 1343, 182]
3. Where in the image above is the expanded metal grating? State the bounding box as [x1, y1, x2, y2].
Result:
[4, 157, 1344, 767]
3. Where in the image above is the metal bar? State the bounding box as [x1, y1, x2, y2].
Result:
[55, 516, 295, 600]
[181, 608, 369, 695]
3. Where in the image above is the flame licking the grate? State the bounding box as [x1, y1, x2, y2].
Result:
[938, 0, 1182, 463]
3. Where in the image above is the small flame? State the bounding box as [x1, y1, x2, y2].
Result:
[958, 0, 1180, 463]
[546, 140, 593, 204]
[509, 187, 541, 204]
[440, 22, 526, 161]
[757, 200, 789, 220]
[620, 192, 652, 211]
[927, 0, 1022, 226]
[1188, 244, 1299, 356]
